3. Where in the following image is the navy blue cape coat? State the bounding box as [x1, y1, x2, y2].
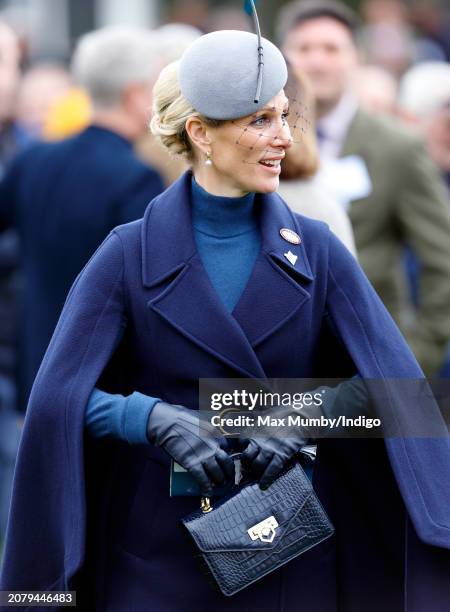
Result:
[1, 171, 450, 611]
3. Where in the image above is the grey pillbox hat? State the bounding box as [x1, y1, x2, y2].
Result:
[178, 29, 288, 120]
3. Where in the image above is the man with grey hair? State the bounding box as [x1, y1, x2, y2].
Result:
[277, 0, 450, 376]
[399, 61, 450, 189]
[0, 25, 164, 410]
[72, 25, 163, 139]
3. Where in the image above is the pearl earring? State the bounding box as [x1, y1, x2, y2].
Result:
[205, 151, 213, 166]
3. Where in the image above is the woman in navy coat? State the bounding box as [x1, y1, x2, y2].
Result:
[2, 29, 450, 612]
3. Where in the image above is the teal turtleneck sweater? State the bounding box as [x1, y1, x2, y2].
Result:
[85, 176, 261, 443]
[190, 176, 260, 312]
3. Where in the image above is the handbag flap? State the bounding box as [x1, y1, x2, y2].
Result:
[182, 463, 321, 552]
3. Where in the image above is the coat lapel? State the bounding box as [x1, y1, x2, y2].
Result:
[340, 109, 369, 158]
[232, 191, 313, 346]
[141, 172, 314, 377]
[142, 171, 265, 378]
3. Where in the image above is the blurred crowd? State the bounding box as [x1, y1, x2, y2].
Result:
[0, 0, 450, 557]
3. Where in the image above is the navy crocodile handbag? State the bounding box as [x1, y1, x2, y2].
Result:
[180, 460, 334, 597]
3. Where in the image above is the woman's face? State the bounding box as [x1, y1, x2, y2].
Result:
[201, 90, 293, 195]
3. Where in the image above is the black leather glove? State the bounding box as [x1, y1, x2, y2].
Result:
[146, 401, 235, 496]
[240, 404, 308, 490]
[240, 376, 369, 489]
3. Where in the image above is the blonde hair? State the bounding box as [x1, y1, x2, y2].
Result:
[280, 70, 320, 181]
[150, 61, 223, 163]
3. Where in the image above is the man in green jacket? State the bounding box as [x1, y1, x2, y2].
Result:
[278, 0, 450, 375]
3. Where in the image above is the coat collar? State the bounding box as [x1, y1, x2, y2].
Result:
[142, 170, 313, 286]
[81, 124, 133, 148]
[141, 172, 195, 287]
[142, 170, 314, 378]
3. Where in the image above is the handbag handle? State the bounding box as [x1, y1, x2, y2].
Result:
[199, 446, 316, 513]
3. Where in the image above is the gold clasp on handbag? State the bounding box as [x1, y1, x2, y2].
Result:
[200, 497, 213, 513]
[247, 516, 279, 543]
